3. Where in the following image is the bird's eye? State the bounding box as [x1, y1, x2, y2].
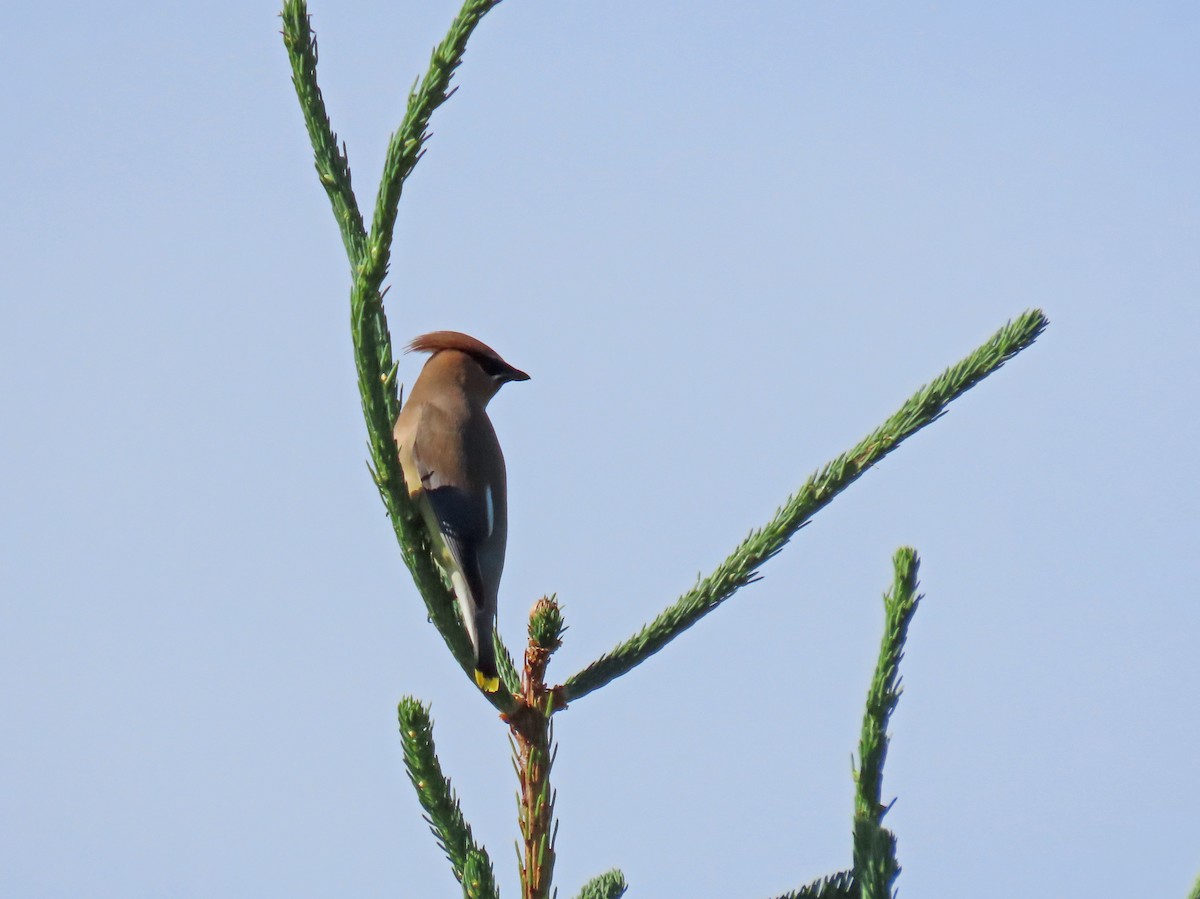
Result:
[477, 357, 507, 380]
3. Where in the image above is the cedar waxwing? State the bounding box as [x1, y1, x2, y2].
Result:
[393, 331, 529, 692]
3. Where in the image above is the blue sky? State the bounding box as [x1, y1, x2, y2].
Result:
[2, 2, 1197, 897]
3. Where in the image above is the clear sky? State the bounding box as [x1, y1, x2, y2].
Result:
[2, 2, 1197, 897]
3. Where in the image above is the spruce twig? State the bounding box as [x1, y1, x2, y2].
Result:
[398, 698, 498, 893]
[279, 1, 366, 266]
[768, 869, 856, 899]
[562, 311, 1045, 703]
[463, 850, 502, 899]
[368, 0, 503, 289]
[851, 548, 921, 899]
[495, 628, 523, 696]
[509, 599, 564, 899]
[573, 869, 628, 899]
[281, 0, 519, 711]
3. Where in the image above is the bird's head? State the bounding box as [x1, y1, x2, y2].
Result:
[407, 330, 529, 403]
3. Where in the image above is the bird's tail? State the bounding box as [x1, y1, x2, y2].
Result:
[449, 570, 500, 692]
[473, 613, 499, 693]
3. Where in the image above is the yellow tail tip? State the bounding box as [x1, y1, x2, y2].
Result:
[474, 670, 500, 693]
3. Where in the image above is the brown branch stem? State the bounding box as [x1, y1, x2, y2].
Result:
[507, 599, 562, 899]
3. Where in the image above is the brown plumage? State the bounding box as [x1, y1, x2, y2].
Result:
[393, 331, 529, 692]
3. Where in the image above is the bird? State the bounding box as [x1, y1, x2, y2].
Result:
[393, 331, 529, 692]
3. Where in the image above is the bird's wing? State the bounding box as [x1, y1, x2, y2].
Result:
[410, 423, 489, 606]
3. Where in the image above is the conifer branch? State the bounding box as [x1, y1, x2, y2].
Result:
[398, 698, 498, 892]
[561, 311, 1045, 702]
[852, 821, 897, 899]
[279, 0, 367, 266]
[573, 869, 628, 899]
[368, 0, 503, 284]
[851, 547, 920, 899]
[509, 600, 564, 899]
[463, 850, 502, 899]
[768, 869, 856, 899]
[282, 0, 518, 712]
[495, 628, 522, 696]
[1187, 870, 1200, 899]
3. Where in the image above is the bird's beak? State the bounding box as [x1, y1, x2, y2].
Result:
[506, 367, 530, 383]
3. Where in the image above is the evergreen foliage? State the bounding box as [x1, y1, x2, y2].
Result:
[573, 869, 628, 899]
[770, 869, 856, 899]
[561, 315, 1042, 702]
[270, 2, 1193, 897]
[398, 698, 497, 893]
[282, 0, 519, 714]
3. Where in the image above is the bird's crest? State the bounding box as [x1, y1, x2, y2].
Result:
[408, 330, 504, 361]
[407, 331, 529, 382]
